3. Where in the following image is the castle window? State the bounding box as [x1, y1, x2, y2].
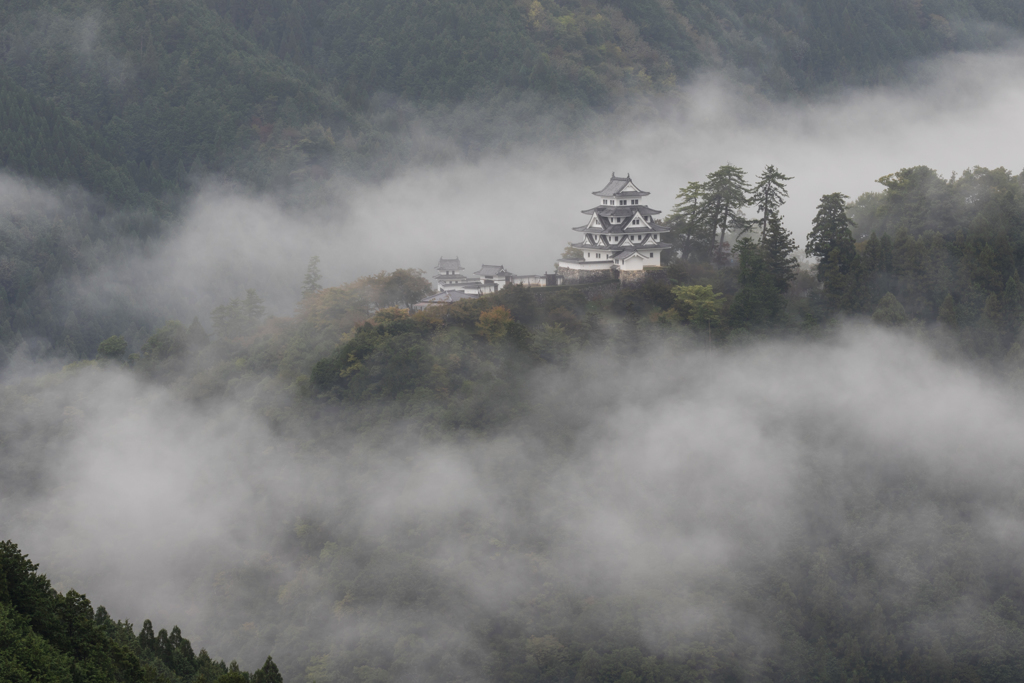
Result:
[619, 200, 626, 205]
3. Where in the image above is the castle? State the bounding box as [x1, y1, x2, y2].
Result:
[556, 173, 671, 284]
[417, 173, 669, 308]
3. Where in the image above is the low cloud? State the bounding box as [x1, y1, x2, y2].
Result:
[53, 42, 1024, 330]
[3, 42, 1024, 679]
[2, 325, 1023, 675]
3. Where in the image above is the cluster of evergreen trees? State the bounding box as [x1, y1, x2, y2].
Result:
[0, 540, 280, 683]
[659, 162, 1024, 365]
[811, 167, 1024, 360]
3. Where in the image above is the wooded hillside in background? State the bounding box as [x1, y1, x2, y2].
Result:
[2, 0, 1024, 203]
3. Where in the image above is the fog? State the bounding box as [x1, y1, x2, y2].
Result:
[3, 41, 1024, 681]
[3, 324, 1023, 676]
[1, 42, 1014, 326]
[147, 43, 1024, 286]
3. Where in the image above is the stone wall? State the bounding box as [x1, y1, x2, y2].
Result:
[556, 265, 616, 284]
[619, 267, 669, 288]
[618, 269, 647, 287]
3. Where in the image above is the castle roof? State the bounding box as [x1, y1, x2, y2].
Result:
[613, 247, 650, 262]
[437, 257, 463, 271]
[583, 205, 662, 218]
[475, 264, 515, 278]
[593, 174, 650, 198]
[572, 212, 671, 235]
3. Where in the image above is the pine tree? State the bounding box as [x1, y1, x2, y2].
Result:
[301, 255, 323, 297]
[937, 293, 958, 329]
[872, 292, 908, 326]
[244, 289, 265, 322]
[699, 164, 750, 255]
[253, 656, 284, 683]
[760, 217, 799, 293]
[667, 180, 714, 261]
[751, 165, 793, 236]
[806, 193, 857, 308]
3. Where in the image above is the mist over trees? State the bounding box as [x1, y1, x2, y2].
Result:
[4, 2, 1024, 682]
[3, 0, 1024, 208]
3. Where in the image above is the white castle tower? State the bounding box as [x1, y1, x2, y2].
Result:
[556, 173, 671, 279]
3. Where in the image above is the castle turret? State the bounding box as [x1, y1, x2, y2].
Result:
[435, 257, 467, 290]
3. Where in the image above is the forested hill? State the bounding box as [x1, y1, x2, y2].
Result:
[3, 0, 1024, 203]
[205, 0, 1024, 104]
[0, 540, 282, 683]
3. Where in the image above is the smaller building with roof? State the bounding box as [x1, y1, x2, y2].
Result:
[435, 257, 468, 289]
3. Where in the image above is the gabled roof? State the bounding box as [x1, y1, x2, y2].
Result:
[475, 264, 515, 278]
[437, 257, 463, 271]
[582, 206, 662, 217]
[572, 217, 672, 236]
[592, 173, 650, 198]
[612, 244, 653, 260]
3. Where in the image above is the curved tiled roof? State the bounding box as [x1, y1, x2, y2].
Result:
[437, 257, 463, 271]
[475, 264, 515, 278]
[592, 174, 651, 198]
[582, 206, 662, 217]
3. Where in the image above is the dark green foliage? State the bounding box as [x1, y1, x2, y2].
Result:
[0, 0, 352, 201]
[251, 656, 283, 683]
[0, 541, 141, 683]
[4, 0, 1021, 208]
[141, 321, 188, 361]
[361, 270, 433, 309]
[0, 541, 265, 683]
[665, 165, 751, 263]
[96, 335, 128, 360]
[872, 292, 908, 326]
[211, 291, 265, 340]
[666, 181, 713, 262]
[753, 165, 799, 293]
[807, 192, 858, 308]
[0, 72, 146, 205]
[701, 163, 752, 256]
[731, 237, 785, 327]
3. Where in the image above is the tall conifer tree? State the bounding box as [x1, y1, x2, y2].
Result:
[807, 193, 857, 308]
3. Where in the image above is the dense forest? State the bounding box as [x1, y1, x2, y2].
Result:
[0, 541, 281, 682]
[3, 0, 1024, 205]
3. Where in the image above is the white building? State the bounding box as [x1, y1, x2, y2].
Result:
[430, 259, 561, 299]
[556, 173, 671, 276]
[434, 257, 468, 290]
